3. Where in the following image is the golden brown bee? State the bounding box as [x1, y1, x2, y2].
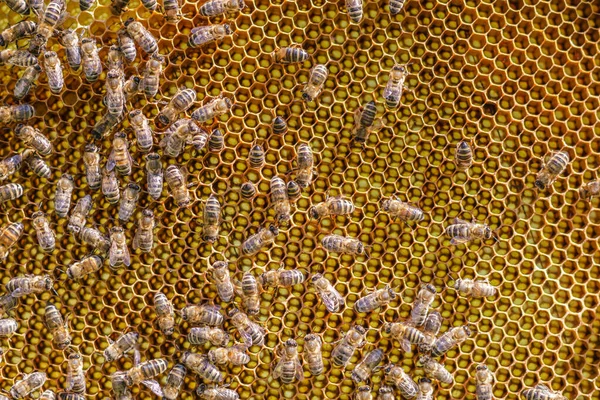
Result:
[30, 0, 66, 52]
[188, 326, 230, 347]
[352, 101, 381, 146]
[522, 384, 567, 400]
[410, 284, 436, 327]
[389, 0, 406, 15]
[10, 372, 47, 399]
[102, 168, 120, 204]
[191, 96, 233, 123]
[0, 21, 36, 47]
[107, 132, 133, 176]
[355, 286, 396, 314]
[157, 88, 197, 126]
[1, 49, 37, 67]
[454, 278, 497, 298]
[416, 378, 433, 400]
[208, 261, 234, 302]
[322, 234, 365, 255]
[208, 128, 224, 152]
[235, 272, 260, 315]
[40, 390, 56, 400]
[241, 224, 279, 255]
[124, 18, 158, 54]
[199, 0, 244, 17]
[456, 140, 473, 170]
[331, 325, 367, 367]
[446, 218, 494, 245]
[383, 321, 426, 352]
[381, 196, 424, 224]
[45, 302, 71, 349]
[123, 75, 141, 102]
[180, 352, 223, 383]
[81, 38, 102, 82]
[258, 268, 305, 289]
[43, 51, 63, 94]
[162, 364, 186, 400]
[160, 118, 200, 157]
[579, 180, 600, 200]
[295, 143, 315, 188]
[303, 334, 324, 376]
[189, 24, 233, 47]
[474, 364, 494, 400]
[7, 274, 54, 297]
[240, 182, 256, 199]
[142, 53, 164, 97]
[302, 64, 328, 102]
[309, 195, 355, 219]
[109, 226, 130, 268]
[228, 307, 266, 347]
[128, 110, 153, 152]
[0, 222, 23, 260]
[104, 332, 139, 362]
[32, 211, 55, 252]
[133, 209, 154, 253]
[82, 144, 101, 190]
[384, 364, 418, 398]
[535, 150, 570, 190]
[286, 181, 301, 202]
[355, 386, 373, 400]
[311, 273, 344, 313]
[24, 154, 51, 178]
[208, 344, 250, 366]
[0, 293, 18, 317]
[420, 355, 453, 384]
[105, 69, 125, 116]
[351, 349, 384, 383]
[248, 141, 265, 169]
[57, 29, 81, 71]
[203, 194, 221, 243]
[145, 153, 163, 200]
[54, 174, 74, 218]
[67, 195, 92, 234]
[91, 111, 123, 140]
[124, 358, 168, 386]
[15, 124, 52, 157]
[272, 47, 309, 64]
[383, 64, 410, 108]
[431, 325, 473, 357]
[107, 45, 124, 71]
[0, 104, 34, 124]
[181, 304, 224, 326]
[270, 176, 291, 224]
[197, 384, 240, 400]
[118, 183, 140, 222]
[1, 0, 29, 15]
[118, 29, 136, 63]
[163, 0, 181, 22]
[376, 386, 394, 400]
[0, 153, 24, 181]
[273, 339, 303, 384]
[165, 165, 191, 207]
[66, 255, 104, 280]
[153, 292, 175, 335]
[0, 318, 18, 336]
[65, 352, 86, 394]
[419, 311, 442, 354]
[0, 183, 23, 203]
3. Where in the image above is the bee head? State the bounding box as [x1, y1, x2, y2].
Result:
[68, 352, 81, 360]
[310, 274, 322, 283]
[354, 325, 366, 334]
[357, 243, 365, 254]
[425, 284, 436, 294]
[383, 363, 394, 373]
[224, 24, 233, 35]
[454, 279, 463, 289]
[483, 226, 493, 239]
[223, 97, 233, 109]
[285, 339, 297, 348]
[31, 210, 44, 221]
[308, 207, 320, 219]
[142, 209, 154, 218]
[458, 140, 470, 150]
[301, 92, 312, 102]
[534, 179, 546, 190]
[43, 276, 54, 290]
[227, 307, 240, 318]
[419, 377, 432, 384]
[128, 109, 141, 119]
[14, 124, 25, 135]
[124, 18, 135, 27]
[476, 364, 488, 372]
[127, 182, 141, 192]
[84, 143, 98, 153]
[382, 322, 392, 334]
[268, 225, 279, 236]
[387, 287, 397, 299]
[146, 152, 160, 162]
[196, 383, 207, 395]
[381, 199, 390, 212]
[358, 386, 370, 392]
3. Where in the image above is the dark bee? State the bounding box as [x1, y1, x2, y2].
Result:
[14, 64, 42, 100]
[389, 0, 406, 15]
[0, 104, 34, 124]
[25, 155, 52, 179]
[535, 150, 569, 190]
[199, 0, 245, 17]
[272, 47, 309, 64]
[446, 218, 493, 245]
[286, 181, 301, 201]
[456, 140, 473, 170]
[0, 21, 37, 47]
[2, 0, 29, 14]
[164, 0, 181, 22]
[0, 183, 23, 202]
[241, 224, 279, 255]
[272, 115, 288, 135]
[118, 29, 136, 63]
[248, 141, 265, 169]
[240, 182, 256, 199]
[189, 24, 233, 47]
[352, 100, 381, 145]
[208, 128, 224, 152]
[416, 377, 434, 400]
[202, 194, 221, 243]
[110, 0, 130, 15]
[165, 165, 190, 207]
[302, 64, 328, 102]
[345, 0, 363, 23]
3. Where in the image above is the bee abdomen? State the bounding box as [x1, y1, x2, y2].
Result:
[389, 0, 406, 15]
[547, 151, 569, 175]
[456, 141, 473, 170]
[0, 183, 23, 201]
[272, 116, 288, 134]
[0, 318, 18, 336]
[241, 182, 256, 199]
[249, 143, 265, 169]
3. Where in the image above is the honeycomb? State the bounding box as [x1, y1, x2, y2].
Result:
[0, 0, 599, 398]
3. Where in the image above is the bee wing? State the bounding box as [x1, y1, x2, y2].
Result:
[132, 227, 141, 250]
[141, 379, 164, 397]
[534, 384, 551, 392]
[158, 133, 170, 148]
[237, 329, 253, 345]
[400, 338, 412, 353]
[122, 244, 131, 266]
[453, 218, 469, 225]
[295, 359, 304, 381]
[272, 357, 285, 380]
[109, 242, 119, 267]
[450, 237, 469, 246]
[106, 150, 116, 171]
[133, 348, 141, 365]
[191, 26, 211, 34]
[320, 291, 339, 313]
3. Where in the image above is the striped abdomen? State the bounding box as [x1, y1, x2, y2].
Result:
[456, 141, 473, 170]
[346, 0, 363, 22]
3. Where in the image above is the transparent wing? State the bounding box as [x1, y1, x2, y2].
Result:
[453, 218, 469, 225]
[122, 245, 131, 267]
[320, 291, 339, 313]
[400, 338, 412, 353]
[142, 379, 164, 397]
[106, 150, 116, 171]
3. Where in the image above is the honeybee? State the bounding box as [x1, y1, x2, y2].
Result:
[66, 255, 104, 280]
[118, 29, 137, 63]
[123, 75, 141, 102]
[118, 183, 140, 222]
[384, 364, 418, 398]
[383, 321, 426, 352]
[355, 286, 396, 314]
[0, 153, 24, 181]
[188, 326, 230, 347]
[474, 364, 494, 400]
[162, 364, 186, 400]
[272, 115, 287, 135]
[180, 352, 223, 383]
[67, 195, 92, 234]
[140, 0, 157, 10]
[322, 234, 365, 255]
[419, 311, 442, 354]
[446, 218, 494, 245]
[0, 183, 23, 202]
[66, 352, 86, 394]
[197, 384, 240, 400]
[40, 390, 56, 400]
[124, 358, 168, 386]
[32, 211, 55, 252]
[376, 386, 394, 400]
[44, 302, 71, 349]
[270, 176, 291, 224]
[181, 304, 224, 326]
[81, 38, 102, 82]
[302, 64, 328, 102]
[2, 0, 29, 15]
[51, 174, 74, 218]
[145, 153, 163, 200]
[228, 307, 266, 347]
[272, 47, 309, 64]
[107, 132, 133, 176]
[381, 196, 424, 224]
[346, 0, 363, 22]
[454, 278, 497, 298]
[311, 273, 344, 313]
[209, 344, 250, 366]
[234, 272, 260, 315]
[165, 165, 191, 207]
[0, 318, 18, 336]
[10, 372, 47, 399]
[258, 268, 305, 289]
[431, 325, 473, 357]
[57, 29, 81, 71]
[351, 349, 384, 383]
[190, 127, 210, 151]
[160, 118, 200, 157]
[133, 209, 154, 253]
[331, 325, 367, 367]
[189, 24, 233, 47]
[295, 143, 315, 188]
[248, 141, 265, 169]
[80, 0, 95, 10]
[0, 104, 34, 124]
[153, 292, 175, 335]
[352, 101, 381, 146]
[57, 392, 85, 400]
[535, 150, 570, 190]
[286, 181, 301, 201]
[110, 0, 130, 15]
[109, 226, 131, 268]
[0, 21, 36, 47]
[273, 339, 303, 384]
[82, 144, 101, 190]
[102, 168, 120, 204]
[456, 140, 473, 170]
[0, 293, 18, 317]
[107, 45, 124, 71]
[410, 284, 436, 327]
[241, 224, 279, 255]
[383, 64, 410, 108]
[416, 377, 434, 400]
[111, 372, 132, 400]
[0, 222, 23, 260]
[28, 0, 66, 55]
[208, 128, 224, 152]
[199, 0, 244, 17]
[202, 194, 221, 243]
[105, 69, 125, 116]
[420, 355, 453, 384]
[128, 110, 153, 152]
[207, 261, 234, 302]
[124, 19, 158, 54]
[91, 111, 123, 140]
[522, 384, 567, 400]
[104, 332, 139, 362]
[157, 88, 196, 126]
[44, 51, 63, 94]
[389, 0, 406, 15]
[240, 182, 256, 199]
[142, 53, 164, 97]
[356, 386, 373, 400]
[7, 274, 54, 297]
[191, 96, 233, 123]
[579, 180, 600, 200]
[15, 124, 52, 156]
[3, 49, 38, 66]
[302, 333, 324, 376]
[25, 154, 51, 178]
[309, 195, 355, 219]
[163, 0, 181, 22]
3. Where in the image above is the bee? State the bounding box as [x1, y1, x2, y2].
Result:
[356, 386, 373, 400]
[234, 272, 260, 315]
[309, 195, 355, 219]
[153, 292, 175, 335]
[105, 69, 125, 116]
[331, 325, 367, 367]
[118, 183, 140, 222]
[0, 154, 24, 181]
[431, 325, 473, 357]
[15, 124, 52, 157]
[241, 224, 279, 255]
[32, 211, 55, 252]
[181, 304, 224, 326]
[57, 392, 85, 400]
[311, 273, 344, 313]
[165, 165, 191, 207]
[207, 260, 234, 302]
[456, 140, 473, 170]
[191, 127, 210, 151]
[145, 153, 163, 200]
[91, 111, 123, 140]
[66, 352, 86, 394]
[273, 339, 303, 384]
[57, 29, 81, 71]
[124, 358, 168, 386]
[180, 352, 223, 383]
[0, 104, 34, 124]
[67, 195, 92, 234]
[322, 234, 365, 255]
[128, 110, 153, 152]
[2, 0, 29, 14]
[104, 332, 138, 362]
[0, 222, 23, 260]
[381, 196, 424, 223]
[389, 0, 407, 15]
[10, 372, 47, 399]
[383, 321, 426, 352]
[142, 53, 164, 98]
[81, 38, 102, 82]
[0, 318, 18, 336]
[209, 128, 224, 152]
[25, 155, 51, 178]
[286, 181, 301, 202]
[258, 269, 305, 289]
[303, 334, 323, 376]
[4, 49, 38, 67]
[209, 344, 250, 366]
[118, 29, 136, 63]
[191, 96, 233, 123]
[107, 132, 133, 176]
[164, 0, 181, 22]
[383, 64, 410, 108]
[188, 326, 230, 347]
[106, 45, 123, 73]
[410, 284, 436, 327]
[202, 194, 221, 243]
[384, 364, 418, 398]
[352, 101, 381, 145]
[295, 143, 315, 188]
[102, 168, 120, 204]
[416, 378, 433, 400]
[535, 150, 570, 190]
[133, 209, 154, 253]
[0, 183, 23, 202]
[199, 0, 245, 17]
[110, 0, 130, 15]
[162, 364, 186, 400]
[43, 51, 63, 94]
[454, 278, 497, 298]
[346, 0, 363, 23]
[446, 218, 494, 245]
[80, 0, 95, 11]
[474, 364, 494, 400]
[355, 286, 397, 314]
[579, 180, 600, 200]
[44, 302, 71, 349]
[66, 255, 104, 280]
[240, 182, 256, 199]
[197, 384, 240, 400]
[270, 176, 291, 224]
[302, 64, 328, 102]
[420, 355, 453, 384]
[248, 141, 265, 169]
[0, 293, 18, 317]
[82, 144, 101, 190]
[140, 0, 157, 10]
[124, 18, 158, 54]
[189, 23, 233, 47]
[228, 307, 266, 347]
[51, 175, 75, 219]
[272, 115, 288, 135]
[40, 390, 56, 400]
[419, 311, 442, 354]
[0, 21, 37, 47]
[376, 386, 394, 400]
[351, 349, 384, 383]
[522, 384, 567, 400]
[272, 47, 309, 64]
[123, 75, 141, 102]
[160, 118, 200, 157]
[109, 226, 131, 268]
[111, 372, 132, 400]
[157, 88, 196, 126]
